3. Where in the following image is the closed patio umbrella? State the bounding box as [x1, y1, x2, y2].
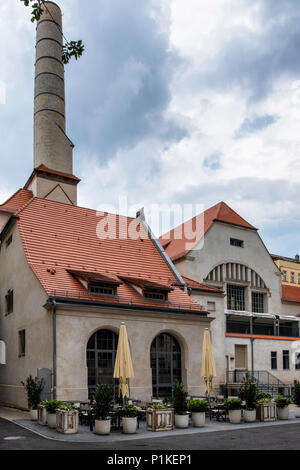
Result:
[201, 328, 216, 396]
[113, 323, 134, 399]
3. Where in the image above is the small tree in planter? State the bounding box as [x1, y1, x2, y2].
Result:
[239, 375, 258, 423]
[256, 392, 276, 422]
[119, 404, 141, 434]
[21, 375, 44, 420]
[173, 379, 189, 428]
[56, 403, 79, 434]
[225, 398, 243, 424]
[274, 395, 290, 420]
[43, 400, 64, 428]
[146, 403, 174, 432]
[188, 399, 209, 427]
[94, 384, 114, 435]
[292, 380, 300, 418]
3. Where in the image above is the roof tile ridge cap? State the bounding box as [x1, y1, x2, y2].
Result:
[14, 193, 35, 216]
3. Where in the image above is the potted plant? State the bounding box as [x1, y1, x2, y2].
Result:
[274, 395, 290, 420]
[239, 375, 258, 423]
[38, 400, 48, 425]
[173, 379, 189, 428]
[225, 398, 243, 424]
[56, 402, 79, 434]
[21, 375, 44, 421]
[93, 384, 114, 435]
[188, 399, 209, 427]
[256, 392, 276, 422]
[146, 403, 174, 432]
[292, 380, 300, 418]
[119, 404, 140, 434]
[43, 400, 63, 428]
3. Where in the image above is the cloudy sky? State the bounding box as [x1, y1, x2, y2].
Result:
[0, 0, 300, 255]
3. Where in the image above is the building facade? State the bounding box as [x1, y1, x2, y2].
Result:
[0, 2, 212, 409]
[161, 202, 300, 392]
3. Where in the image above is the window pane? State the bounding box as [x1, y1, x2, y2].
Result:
[227, 285, 245, 311]
[252, 292, 264, 313]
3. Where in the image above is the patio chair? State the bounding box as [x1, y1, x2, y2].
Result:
[79, 404, 91, 426]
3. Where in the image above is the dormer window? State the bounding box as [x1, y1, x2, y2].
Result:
[144, 290, 167, 301]
[119, 276, 172, 302]
[89, 282, 116, 296]
[67, 270, 121, 297]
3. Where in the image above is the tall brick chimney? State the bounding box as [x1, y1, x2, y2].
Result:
[25, 1, 79, 205]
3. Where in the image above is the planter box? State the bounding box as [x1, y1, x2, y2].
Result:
[37, 405, 47, 426]
[256, 403, 277, 422]
[56, 410, 79, 434]
[146, 409, 174, 432]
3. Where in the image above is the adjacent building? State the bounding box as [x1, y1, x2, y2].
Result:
[160, 202, 300, 393]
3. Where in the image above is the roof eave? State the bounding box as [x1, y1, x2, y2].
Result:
[44, 296, 208, 316]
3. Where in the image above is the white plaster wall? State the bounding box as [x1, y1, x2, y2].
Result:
[0, 224, 51, 408]
[225, 337, 300, 384]
[55, 307, 213, 402]
[190, 292, 226, 386]
[181, 222, 282, 314]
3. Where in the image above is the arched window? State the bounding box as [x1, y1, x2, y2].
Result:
[87, 329, 118, 399]
[150, 333, 182, 398]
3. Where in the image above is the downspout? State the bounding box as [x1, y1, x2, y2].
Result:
[250, 338, 255, 379]
[51, 299, 57, 400]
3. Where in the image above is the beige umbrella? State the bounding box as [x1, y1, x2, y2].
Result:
[201, 328, 216, 396]
[113, 323, 134, 398]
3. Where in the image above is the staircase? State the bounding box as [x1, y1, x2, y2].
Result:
[226, 370, 292, 398]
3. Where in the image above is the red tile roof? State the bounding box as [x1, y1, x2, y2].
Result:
[182, 276, 223, 293]
[0, 189, 33, 214]
[160, 201, 256, 261]
[16, 198, 207, 314]
[282, 285, 300, 304]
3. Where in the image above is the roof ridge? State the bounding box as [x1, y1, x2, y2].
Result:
[0, 188, 23, 207]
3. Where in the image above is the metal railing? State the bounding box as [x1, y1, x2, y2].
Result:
[226, 369, 292, 397]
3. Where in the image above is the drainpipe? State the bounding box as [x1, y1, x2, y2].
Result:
[50, 299, 57, 400]
[250, 338, 255, 379]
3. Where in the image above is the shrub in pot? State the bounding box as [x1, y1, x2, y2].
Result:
[120, 404, 140, 434]
[94, 384, 114, 435]
[188, 399, 209, 427]
[274, 395, 290, 420]
[21, 375, 44, 420]
[43, 400, 64, 428]
[146, 403, 174, 431]
[256, 392, 276, 422]
[257, 392, 272, 403]
[173, 379, 189, 428]
[225, 398, 243, 424]
[38, 401, 48, 425]
[239, 374, 258, 423]
[292, 380, 300, 418]
[56, 402, 79, 434]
